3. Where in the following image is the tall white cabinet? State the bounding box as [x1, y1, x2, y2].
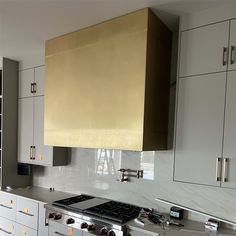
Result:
[175, 73, 226, 186]
[18, 66, 68, 166]
[175, 18, 236, 188]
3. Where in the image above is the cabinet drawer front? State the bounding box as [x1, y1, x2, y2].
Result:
[0, 192, 16, 220]
[49, 221, 82, 236]
[16, 223, 37, 236]
[0, 216, 16, 235]
[16, 197, 38, 230]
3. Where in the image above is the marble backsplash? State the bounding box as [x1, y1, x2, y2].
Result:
[33, 145, 236, 224]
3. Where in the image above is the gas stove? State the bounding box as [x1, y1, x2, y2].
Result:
[45, 194, 141, 236]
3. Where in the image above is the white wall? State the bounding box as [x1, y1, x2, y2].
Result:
[18, 2, 236, 226]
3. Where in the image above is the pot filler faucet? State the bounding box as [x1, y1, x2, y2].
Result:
[117, 169, 144, 182]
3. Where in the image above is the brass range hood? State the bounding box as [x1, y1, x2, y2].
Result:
[45, 8, 172, 151]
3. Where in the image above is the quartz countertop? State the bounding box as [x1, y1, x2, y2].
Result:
[127, 218, 236, 236]
[1, 186, 76, 204]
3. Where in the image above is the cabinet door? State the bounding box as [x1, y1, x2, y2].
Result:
[18, 98, 34, 164]
[19, 69, 34, 98]
[34, 66, 44, 96]
[228, 19, 236, 71]
[0, 191, 16, 221]
[49, 222, 82, 236]
[0, 216, 15, 235]
[222, 71, 236, 188]
[16, 224, 37, 236]
[34, 96, 53, 166]
[179, 21, 229, 77]
[16, 197, 39, 230]
[174, 73, 226, 186]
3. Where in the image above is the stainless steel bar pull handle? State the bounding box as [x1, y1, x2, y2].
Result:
[223, 47, 228, 66]
[0, 204, 13, 209]
[30, 83, 34, 94]
[230, 46, 235, 64]
[223, 158, 229, 182]
[0, 227, 12, 234]
[30, 146, 33, 160]
[18, 210, 34, 217]
[215, 157, 221, 181]
[32, 146, 36, 160]
[54, 232, 66, 236]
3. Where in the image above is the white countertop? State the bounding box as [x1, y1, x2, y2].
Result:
[127, 218, 236, 236]
[1, 186, 76, 204]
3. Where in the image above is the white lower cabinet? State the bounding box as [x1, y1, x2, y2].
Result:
[0, 191, 17, 221]
[16, 197, 39, 230]
[16, 224, 37, 236]
[0, 191, 49, 236]
[49, 221, 82, 236]
[0, 216, 16, 235]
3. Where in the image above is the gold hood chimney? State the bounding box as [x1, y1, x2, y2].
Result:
[45, 8, 172, 151]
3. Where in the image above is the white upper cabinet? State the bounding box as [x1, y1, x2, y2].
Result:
[19, 69, 34, 98]
[174, 73, 226, 186]
[34, 66, 44, 96]
[18, 98, 34, 164]
[228, 19, 236, 71]
[19, 66, 44, 98]
[34, 96, 53, 166]
[179, 21, 229, 77]
[18, 65, 67, 166]
[222, 71, 236, 188]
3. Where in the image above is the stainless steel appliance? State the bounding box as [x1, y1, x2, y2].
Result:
[45, 194, 141, 236]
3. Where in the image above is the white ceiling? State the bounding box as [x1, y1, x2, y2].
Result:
[0, 0, 232, 69]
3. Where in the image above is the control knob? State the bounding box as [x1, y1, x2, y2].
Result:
[48, 213, 55, 219]
[54, 213, 62, 220]
[87, 224, 95, 231]
[80, 222, 88, 229]
[66, 218, 75, 224]
[107, 230, 116, 236]
[99, 227, 108, 235]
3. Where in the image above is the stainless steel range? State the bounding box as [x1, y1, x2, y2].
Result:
[45, 194, 141, 236]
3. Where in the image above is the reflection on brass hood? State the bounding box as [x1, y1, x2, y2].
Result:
[44, 8, 172, 151]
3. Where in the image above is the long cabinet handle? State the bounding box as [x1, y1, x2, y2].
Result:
[215, 157, 221, 182]
[0, 227, 12, 234]
[54, 232, 66, 236]
[30, 146, 33, 160]
[0, 204, 13, 209]
[30, 146, 36, 160]
[230, 46, 235, 64]
[18, 210, 34, 217]
[223, 47, 229, 66]
[30, 83, 34, 94]
[32, 146, 36, 160]
[222, 158, 229, 182]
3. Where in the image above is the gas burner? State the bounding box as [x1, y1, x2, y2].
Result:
[84, 201, 141, 224]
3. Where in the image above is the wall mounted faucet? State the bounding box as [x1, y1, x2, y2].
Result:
[117, 169, 144, 182]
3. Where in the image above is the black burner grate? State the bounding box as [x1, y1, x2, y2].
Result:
[84, 201, 141, 224]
